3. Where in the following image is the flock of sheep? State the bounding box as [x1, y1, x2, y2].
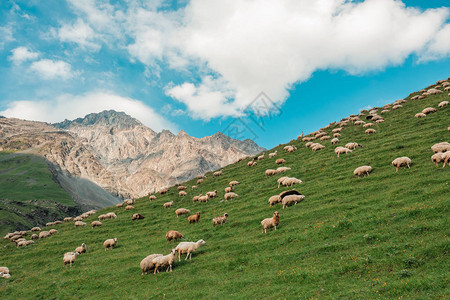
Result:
[2, 78, 449, 279]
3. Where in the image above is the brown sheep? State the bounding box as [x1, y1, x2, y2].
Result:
[275, 158, 286, 165]
[188, 212, 201, 224]
[132, 214, 145, 220]
[166, 231, 184, 243]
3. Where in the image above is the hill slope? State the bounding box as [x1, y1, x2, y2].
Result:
[0, 80, 449, 299]
[0, 152, 79, 235]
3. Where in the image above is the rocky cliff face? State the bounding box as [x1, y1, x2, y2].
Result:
[0, 111, 264, 208]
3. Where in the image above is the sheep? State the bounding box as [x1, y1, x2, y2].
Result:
[394, 99, 407, 105]
[75, 243, 87, 254]
[149, 195, 157, 201]
[63, 252, 79, 267]
[363, 123, 374, 128]
[334, 146, 352, 158]
[224, 186, 233, 193]
[276, 158, 286, 165]
[163, 201, 174, 208]
[265, 169, 277, 177]
[64, 217, 73, 222]
[276, 166, 291, 173]
[188, 212, 201, 224]
[116, 203, 124, 208]
[125, 199, 135, 205]
[198, 195, 209, 202]
[177, 186, 187, 191]
[287, 145, 297, 153]
[257, 153, 265, 160]
[229, 180, 240, 186]
[277, 176, 289, 188]
[261, 211, 280, 233]
[392, 157, 412, 172]
[103, 238, 118, 251]
[431, 142, 450, 153]
[415, 113, 426, 118]
[248, 160, 257, 167]
[192, 194, 201, 202]
[160, 189, 168, 195]
[269, 151, 278, 158]
[0, 267, 10, 276]
[91, 221, 102, 228]
[212, 213, 229, 226]
[431, 153, 445, 167]
[354, 166, 373, 177]
[305, 141, 313, 148]
[331, 138, 339, 145]
[213, 169, 223, 177]
[206, 190, 218, 198]
[427, 88, 443, 95]
[140, 254, 163, 275]
[197, 179, 204, 184]
[175, 208, 191, 217]
[39, 231, 51, 239]
[224, 192, 238, 200]
[125, 205, 135, 210]
[268, 195, 281, 206]
[278, 177, 302, 188]
[197, 175, 205, 179]
[311, 144, 325, 151]
[30, 227, 41, 232]
[320, 135, 331, 141]
[443, 151, 450, 168]
[166, 231, 184, 243]
[191, 185, 197, 189]
[132, 214, 145, 220]
[315, 132, 327, 138]
[333, 133, 341, 138]
[49, 229, 58, 235]
[438, 101, 449, 108]
[179, 191, 187, 197]
[332, 127, 343, 133]
[422, 107, 437, 115]
[282, 194, 305, 208]
[392, 105, 402, 110]
[17, 240, 34, 248]
[345, 142, 362, 150]
[354, 120, 365, 126]
[381, 109, 390, 114]
[31, 234, 38, 240]
[74, 221, 86, 227]
[175, 239, 206, 261]
[365, 129, 376, 135]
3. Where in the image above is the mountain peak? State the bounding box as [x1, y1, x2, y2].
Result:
[54, 110, 142, 129]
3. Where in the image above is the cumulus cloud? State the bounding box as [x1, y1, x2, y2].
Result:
[57, 18, 101, 51]
[124, 0, 450, 119]
[0, 92, 177, 132]
[29, 59, 74, 80]
[419, 23, 450, 61]
[9, 47, 39, 64]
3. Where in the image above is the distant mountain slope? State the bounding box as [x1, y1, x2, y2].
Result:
[0, 152, 80, 235]
[0, 111, 264, 217]
[1, 78, 448, 298]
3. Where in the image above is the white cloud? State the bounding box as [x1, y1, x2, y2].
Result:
[57, 18, 101, 51]
[0, 92, 177, 132]
[9, 47, 39, 64]
[0, 26, 14, 49]
[29, 59, 74, 80]
[124, 0, 450, 120]
[418, 23, 450, 61]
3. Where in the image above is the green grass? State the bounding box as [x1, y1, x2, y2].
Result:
[0, 85, 449, 299]
[0, 153, 78, 235]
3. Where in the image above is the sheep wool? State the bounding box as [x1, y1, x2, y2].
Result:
[140, 254, 163, 275]
[212, 213, 229, 226]
[354, 166, 373, 177]
[261, 211, 280, 233]
[175, 208, 191, 217]
[103, 238, 118, 251]
[175, 240, 206, 261]
[224, 192, 238, 201]
[392, 157, 412, 172]
[152, 249, 177, 274]
[282, 194, 305, 208]
[166, 231, 184, 243]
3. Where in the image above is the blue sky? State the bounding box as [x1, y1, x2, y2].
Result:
[0, 0, 449, 149]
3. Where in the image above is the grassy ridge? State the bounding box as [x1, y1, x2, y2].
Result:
[0, 85, 449, 299]
[0, 153, 78, 235]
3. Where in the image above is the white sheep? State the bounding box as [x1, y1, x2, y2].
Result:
[178, 191, 187, 197]
[311, 144, 325, 151]
[278, 177, 302, 188]
[140, 254, 163, 275]
[163, 201, 174, 208]
[331, 138, 339, 145]
[354, 166, 373, 177]
[103, 238, 118, 251]
[265, 169, 277, 177]
[74, 221, 86, 227]
[261, 211, 280, 233]
[282, 194, 305, 208]
[431, 153, 445, 167]
[269, 151, 278, 158]
[365, 129, 376, 135]
[224, 186, 233, 193]
[334, 146, 352, 158]
[268, 195, 281, 206]
[213, 169, 223, 177]
[438, 101, 449, 108]
[392, 157, 412, 172]
[175, 208, 191, 217]
[198, 195, 209, 202]
[224, 192, 238, 200]
[212, 213, 229, 226]
[229, 180, 240, 186]
[422, 107, 437, 114]
[275, 158, 286, 164]
[431, 142, 450, 153]
[75, 243, 87, 254]
[152, 249, 176, 274]
[415, 113, 426, 118]
[63, 252, 79, 267]
[392, 105, 402, 110]
[175, 240, 206, 261]
[363, 123, 374, 128]
[257, 153, 265, 160]
[345, 142, 362, 150]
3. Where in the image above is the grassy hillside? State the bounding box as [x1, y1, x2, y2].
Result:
[0, 152, 79, 235]
[0, 82, 449, 299]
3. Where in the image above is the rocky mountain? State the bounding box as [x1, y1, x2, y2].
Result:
[0, 111, 264, 209]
